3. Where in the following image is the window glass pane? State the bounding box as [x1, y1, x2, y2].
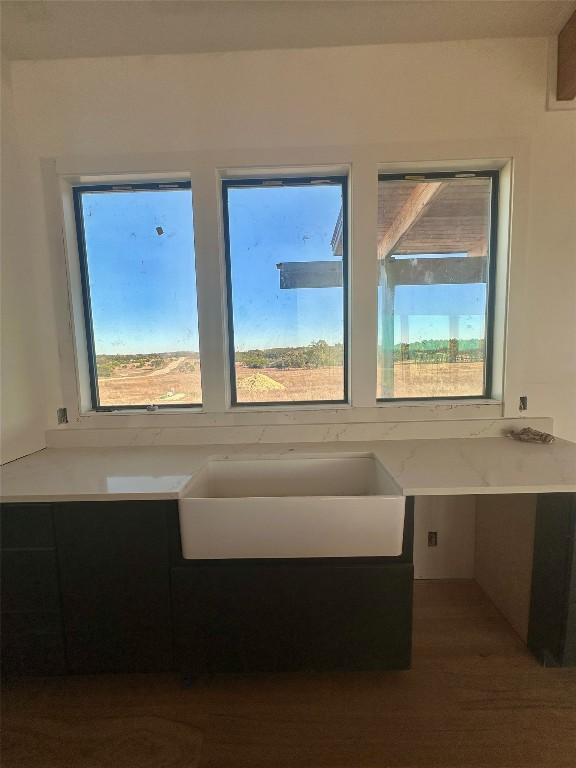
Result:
[376, 176, 493, 399]
[225, 179, 347, 404]
[78, 185, 202, 407]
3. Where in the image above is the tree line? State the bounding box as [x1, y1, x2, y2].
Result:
[238, 340, 344, 370]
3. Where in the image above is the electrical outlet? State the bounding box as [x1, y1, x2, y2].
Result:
[427, 531, 438, 547]
[519, 395, 528, 412]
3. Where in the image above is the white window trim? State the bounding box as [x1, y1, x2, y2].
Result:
[49, 140, 524, 431]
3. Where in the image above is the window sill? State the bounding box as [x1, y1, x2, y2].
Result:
[46, 405, 539, 451]
[376, 398, 501, 407]
[76, 398, 500, 417]
[66, 398, 503, 431]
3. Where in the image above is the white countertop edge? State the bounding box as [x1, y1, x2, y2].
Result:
[5, 486, 576, 503]
[401, 485, 576, 496]
[1, 437, 575, 502]
[0, 492, 183, 503]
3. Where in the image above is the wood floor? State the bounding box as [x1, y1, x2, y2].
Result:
[2, 581, 576, 768]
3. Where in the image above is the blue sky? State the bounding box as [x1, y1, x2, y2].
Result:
[226, 184, 344, 351]
[82, 185, 487, 355]
[389, 283, 486, 342]
[82, 188, 200, 355]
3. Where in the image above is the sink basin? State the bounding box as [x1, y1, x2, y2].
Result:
[179, 455, 405, 559]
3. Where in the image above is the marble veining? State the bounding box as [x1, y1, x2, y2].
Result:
[44, 416, 554, 449]
[1, 436, 575, 502]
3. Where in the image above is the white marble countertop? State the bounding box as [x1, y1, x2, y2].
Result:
[1, 436, 575, 502]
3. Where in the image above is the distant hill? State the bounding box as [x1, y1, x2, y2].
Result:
[95, 351, 199, 377]
[94, 338, 484, 379]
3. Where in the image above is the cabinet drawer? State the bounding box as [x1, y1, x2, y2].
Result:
[1, 550, 60, 613]
[1, 504, 55, 549]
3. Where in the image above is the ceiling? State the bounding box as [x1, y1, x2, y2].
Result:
[2, 0, 575, 62]
[378, 179, 491, 257]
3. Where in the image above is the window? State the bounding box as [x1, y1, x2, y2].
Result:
[376, 171, 498, 400]
[70, 164, 505, 416]
[222, 177, 348, 405]
[74, 182, 202, 409]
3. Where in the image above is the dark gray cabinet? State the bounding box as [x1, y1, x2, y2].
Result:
[528, 493, 576, 667]
[5, 493, 576, 675]
[171, 496, 414, 674]
[1, 503, 66, 676]
[54, 501, 173, 673]
[3, 496, 415, 677]
[1, 612, 66, 676]
[172, 561, 414, 675]
[2, 549, 61, 613]
[1, 504, 55, 549]
[172, 563, 296, 674]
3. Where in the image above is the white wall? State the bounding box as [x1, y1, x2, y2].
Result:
[2, 37, 576, 461]
[413, 496, 476, 579]
[523, 113, 576, 438]
[475, 494, 537, 641]
[1, 60, 46, 463]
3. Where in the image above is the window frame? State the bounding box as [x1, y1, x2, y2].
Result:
[72, 179, 203, 412]
[221, 175, 350, 408]
[61, 153, 512, 425]
[375, 168, 500, 403]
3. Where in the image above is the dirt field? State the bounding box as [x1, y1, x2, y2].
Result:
[380, 360, 485, 399]
[98, 355, 485, 406]
[98, 355, 203, 406]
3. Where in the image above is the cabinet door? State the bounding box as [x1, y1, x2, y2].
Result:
[172, 562, 413, 674]
[172, 564, 297, 674]
[528, 493, 576, 666]
[290, 563, 413, 671]
[1, 550, 60, 613]
[55, 501, 173, 673]
[1, 503, 66, 676]
[2, 613, 66, 676]
[1, 503, 55, 548]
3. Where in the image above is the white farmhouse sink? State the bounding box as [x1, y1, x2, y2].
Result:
[179, 455, 405, 559]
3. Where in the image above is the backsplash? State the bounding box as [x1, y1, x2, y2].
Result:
[46, 416, 553, 449]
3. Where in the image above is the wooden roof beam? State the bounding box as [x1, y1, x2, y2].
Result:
[383, 255, 487, 287]
[377, 182, 443, 260]
[276, 255, 487, 290]
[557, 10, 576, 101]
